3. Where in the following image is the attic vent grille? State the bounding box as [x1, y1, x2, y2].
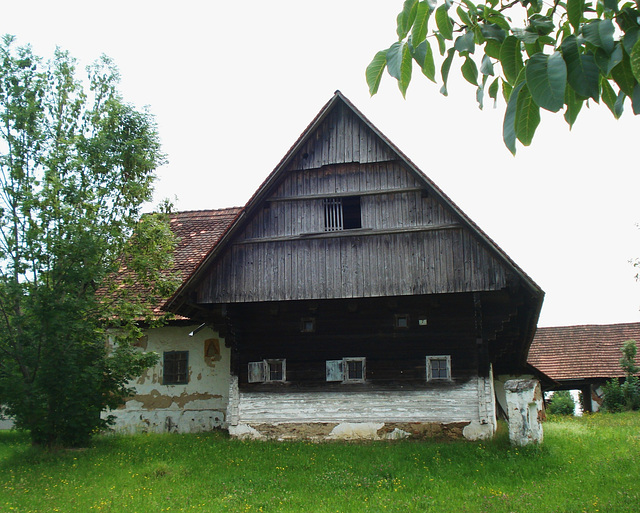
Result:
[323, 196, 361, 231]
[324, 198, 343, 231]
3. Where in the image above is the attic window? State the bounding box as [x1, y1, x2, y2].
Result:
[324, 196, 361, 231]
[301, 317, 316, 333]
[395, 314, 410, 329]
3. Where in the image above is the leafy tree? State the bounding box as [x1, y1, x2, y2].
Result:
[602, 339, 640, 412]
[367, 0, 640, 154]
[0, 36, 174, 447]
[546, 390, 575, 415]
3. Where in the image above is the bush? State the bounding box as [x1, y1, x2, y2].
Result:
[602, 340, 640, 413]
[546, 390, 575, 415]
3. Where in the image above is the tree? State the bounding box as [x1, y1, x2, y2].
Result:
[0, 36, 174, 447]
[366, 0, 640, 154]
[602, 339, 640, 411]
[546, 390, 575, 415]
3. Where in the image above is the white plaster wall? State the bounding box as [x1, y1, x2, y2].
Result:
[106, 324, 230, 434]
[494, 374, 534, 417]
[237, 379, 487, 424]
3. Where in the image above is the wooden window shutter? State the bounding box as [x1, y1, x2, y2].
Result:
[325, 360, 344, 381]
[248, 361, 265, 383]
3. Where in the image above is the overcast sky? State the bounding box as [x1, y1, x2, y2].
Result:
[3, 1, 640, 328]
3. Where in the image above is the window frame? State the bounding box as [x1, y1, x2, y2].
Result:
[326, 357, 366, 383]
[163, 350, 189, 385]
[323, 196, 362, 232]
[394, 314, 410, 329]
[248, 359, 287, 383]
[426, 355, 452, 382]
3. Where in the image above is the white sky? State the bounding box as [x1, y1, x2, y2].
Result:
[3, 1, 640, 328]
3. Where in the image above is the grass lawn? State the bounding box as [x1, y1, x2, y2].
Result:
[1, 412, 639, 512]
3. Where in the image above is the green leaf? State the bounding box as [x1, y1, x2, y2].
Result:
[611, 51, 637, 97]
[480, 23, 506, 43]
[527, 15, 555, 36]
[525, 51, 567, 112]
[435, 4, 454, 41]
[455, 31, 476, 54]
[622, 27, 639, 57]
[561, 35, 600, 101]
[632, 83, 640, 115]
[411, 1, 432, 47]
[480, 54, 494, 76]
[440, 48, 455, 96]
[512, 28, 540, 45]
[582, 19, 615, 55]
[602, 0, 619, 12]
[564, 86, 583, 128]
[397, 0, 419, 40]
[457, 6, 473, 27]
[503, 80, 526, 154]
[386, 42, 413, 98]
[595, 45, 623, 76]
[413, 40, 436, 82]
[488, 77, 500, 103]
[485, 40, 502, 59]
[600, 77, 619, 117]
[462, 56, 479, 85]
[567, 0, 585, 32]
[435, 32, 447, 55]
[631, 38, 640, 83]
[614, 90, 625, 117]
[515, 83, 540, 146]
[500, 36, 524, 85]
[366, 51, 387, 96]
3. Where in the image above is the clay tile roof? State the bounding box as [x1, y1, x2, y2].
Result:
[169, 208, 242, 283]
[528, 322, 640, 381]
[109, 207, 241, 319]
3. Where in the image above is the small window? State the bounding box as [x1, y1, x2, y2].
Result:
[326, 357, 366, 383]
[324, 196, 361, 231]
[163, 351, 189, 385]
[395, 314, 410, 329]
[427, 355, 451, 381]
[248, 359, 286, 383]
[301, 317, 316, 333]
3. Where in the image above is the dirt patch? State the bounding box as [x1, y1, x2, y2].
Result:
[249, 422, 338, 440]
[377, 421, 470, 440]
[133, 390, 223, 409]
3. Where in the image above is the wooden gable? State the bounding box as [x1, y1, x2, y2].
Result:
[171, 93, 532, 307]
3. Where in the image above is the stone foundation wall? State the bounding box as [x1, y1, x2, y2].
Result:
[229, 420, 480, 441]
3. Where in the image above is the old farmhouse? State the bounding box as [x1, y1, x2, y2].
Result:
[109, 92, 545, 441]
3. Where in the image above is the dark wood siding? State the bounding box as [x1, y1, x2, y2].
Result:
[230, 294, 479, 390]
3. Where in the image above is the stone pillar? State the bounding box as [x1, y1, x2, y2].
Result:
[227, 374, 239, 427]
[504, 379, 544, 446]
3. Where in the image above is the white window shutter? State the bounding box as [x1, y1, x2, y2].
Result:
[326, 360, 344, 381]
[248, 361, 265, 383]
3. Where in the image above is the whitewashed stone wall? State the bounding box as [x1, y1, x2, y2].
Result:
[228, 374, 497, 441]
[504, 379, 544, 445]
[105, 324, 230, 434]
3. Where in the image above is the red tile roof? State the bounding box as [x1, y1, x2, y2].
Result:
[107, 208, 241, 319]
[169, 208, 242, 283]
[528, 323, 640, 381]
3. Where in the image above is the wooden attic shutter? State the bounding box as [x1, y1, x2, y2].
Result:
[326, 360, 344, 381]
[248, 361, 265, 383]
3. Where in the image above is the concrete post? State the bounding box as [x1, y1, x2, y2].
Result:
[504, 379, 544, 446]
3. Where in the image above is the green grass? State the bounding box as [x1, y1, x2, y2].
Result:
[1, 413, 639, 512]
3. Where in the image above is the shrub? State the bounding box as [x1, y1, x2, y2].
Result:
[602, 340, 640, 412]
[546, 390, 575, 415]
